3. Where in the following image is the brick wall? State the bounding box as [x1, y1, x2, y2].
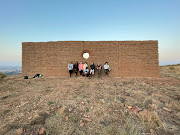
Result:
[22, 41, 159, 77]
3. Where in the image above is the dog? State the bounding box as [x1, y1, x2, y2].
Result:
[33, 74, 42, 78]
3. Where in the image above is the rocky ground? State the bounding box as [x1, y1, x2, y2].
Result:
[0, 65, 180, 135]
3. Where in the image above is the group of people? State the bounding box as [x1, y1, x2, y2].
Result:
[68, 62, 110, 78]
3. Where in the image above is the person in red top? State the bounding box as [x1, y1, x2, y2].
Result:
[79, 62, 84, 77]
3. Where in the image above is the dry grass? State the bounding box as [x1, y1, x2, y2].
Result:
[138, 111, 166, 132]
[0, 65, 180, 135]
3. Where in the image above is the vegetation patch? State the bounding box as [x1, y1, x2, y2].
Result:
[169, 66, 175, 70]
[48, 101, 55, 106]
[0, 95, 11, 100]
[0, 72, 7, 79]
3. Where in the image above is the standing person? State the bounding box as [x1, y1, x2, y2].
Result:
[97, 63, 102, 78]
[104, 62, 110, 77]
[83, 62, 88, 70]
[90, 63, 95, 77]
[74, 61, 79, 77]
[68, 61, 73, 77]
[79, 62, 84, 77]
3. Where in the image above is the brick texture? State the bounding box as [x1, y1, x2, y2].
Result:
[22, 41, 159, 77]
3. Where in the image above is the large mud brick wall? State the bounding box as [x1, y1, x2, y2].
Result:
[22, 41, 159, 77]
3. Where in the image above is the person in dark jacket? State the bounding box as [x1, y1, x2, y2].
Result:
[74, 61, 79, 77]
[90, 63, 95, 77]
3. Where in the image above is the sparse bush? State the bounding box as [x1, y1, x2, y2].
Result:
[143, 99, 153, 108]
[46, 89, 53, 92]
[0, 72, 7, 79]
[122, 81, 129, 85]
[130, 78, 135, 84]
[105, 125, 116, 135]
[169, 66, 175, 70]
[120, 118, 142, 135]
[138, 111, 166, 132]
[48, 101, 55, 105]
[45, 113, 84, 135]
[0, 95, 10, 100]
[83, 95, 87, 98]
[85, 107, 89, 112]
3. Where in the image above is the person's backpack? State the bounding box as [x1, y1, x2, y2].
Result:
[24, 76, 28, 79]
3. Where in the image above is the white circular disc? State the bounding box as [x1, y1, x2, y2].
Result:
[83, 53, 89, 59]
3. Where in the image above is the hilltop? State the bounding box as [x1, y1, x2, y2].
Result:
[0, 64, 180, 135]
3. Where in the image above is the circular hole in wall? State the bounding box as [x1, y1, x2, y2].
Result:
[83, 52, 90, 59]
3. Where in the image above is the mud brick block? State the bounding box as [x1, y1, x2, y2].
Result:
[22, 41, 159, 77]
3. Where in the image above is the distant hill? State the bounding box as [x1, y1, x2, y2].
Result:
[0, 66, 21, 76]
[160, 63, 180, 67]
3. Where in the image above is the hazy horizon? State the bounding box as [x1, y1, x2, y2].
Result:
[0, 0, 180, 66]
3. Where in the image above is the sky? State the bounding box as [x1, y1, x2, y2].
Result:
[0, 0, 179, 66]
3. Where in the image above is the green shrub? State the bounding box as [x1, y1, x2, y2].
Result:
[169, 66, 175, 70]
[0, 72, 7, 79]
[0, 95, 10, 100]
[48, 101, 55, 105]
[85, 107, 89, 112]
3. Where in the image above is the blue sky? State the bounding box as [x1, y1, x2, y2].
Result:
[0, 0, 179, 66]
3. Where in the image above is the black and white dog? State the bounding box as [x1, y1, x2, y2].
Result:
[33, 74, 42, 78]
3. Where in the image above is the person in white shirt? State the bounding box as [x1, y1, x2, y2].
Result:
[104, 62, 110, 77]
[68, 61, 73, 77]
